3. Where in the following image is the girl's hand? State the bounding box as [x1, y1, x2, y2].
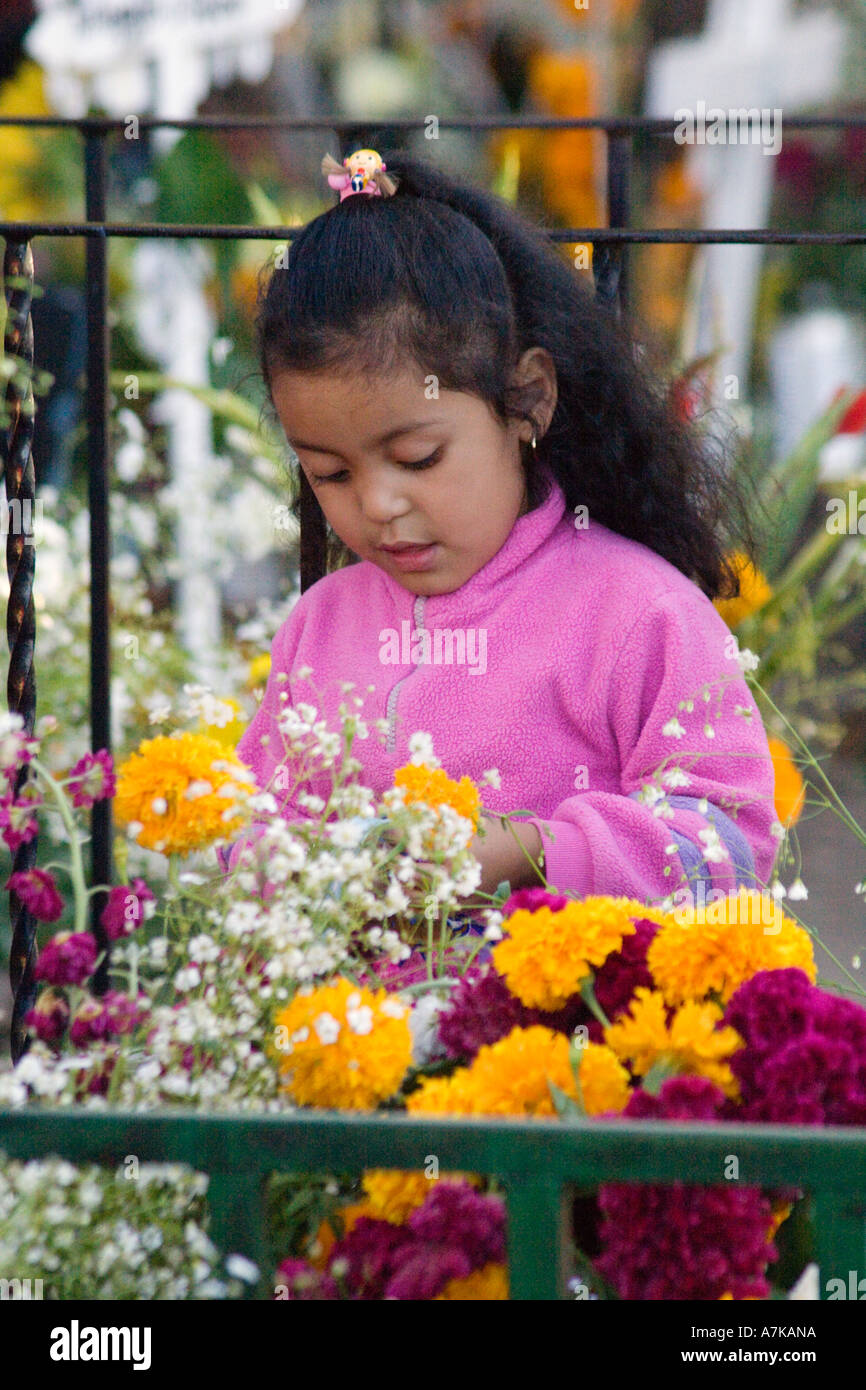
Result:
[469, 812, 544, 897]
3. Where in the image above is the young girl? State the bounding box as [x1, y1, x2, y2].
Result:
[223, 148, 778, 911]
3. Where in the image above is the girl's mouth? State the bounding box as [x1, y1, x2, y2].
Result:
[379, 542, 440, 572]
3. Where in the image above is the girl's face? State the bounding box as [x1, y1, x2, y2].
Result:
[270, 357, 553, 596]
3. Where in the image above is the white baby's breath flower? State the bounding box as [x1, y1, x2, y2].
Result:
[787, 879, 809, 901]
[174, 966, 202, 992]
[661, 767, 691, 788]
[736, 647, 760, 673]
[313, 1012, 340, 1044]
[697, 826, 729, 863]
[407, 731, 438, 767]
[662, 718, 686, 739]
[770, 879, 787, 899]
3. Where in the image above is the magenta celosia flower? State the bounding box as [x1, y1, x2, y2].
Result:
[24, 987, 69, 1043]
[66, 749, 116, 808]
[724, 968, 866, 1125]
[501, 886, 569, 916]
[34, 930, 98, 987]
[328, 1216, 417, 1300]
[407, 1183, 506, 1268]
[593, 918, 658, 1022]
[437, 964, 534, 1060]
[384, 1245, 472, 1300]
[5, 867, 65, 922]
[99, 879, 155, 939]
[0, 791, 40, 851]
[596, 1076, 777, 1300]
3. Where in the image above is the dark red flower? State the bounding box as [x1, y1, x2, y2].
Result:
[24, 987, 69, 1043]
[99, 878, 155, 939]
[596, 1076, 777, 1300]
[34, 930, 98, 987]
[5, 867, 64, 922]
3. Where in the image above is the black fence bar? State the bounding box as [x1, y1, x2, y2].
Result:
[605, 134, 633, 315]
[2, 238, 38, 1063]
[3, 114, 866, 132]
[3, 222, 866, 246]
[83, 130, 112, 990]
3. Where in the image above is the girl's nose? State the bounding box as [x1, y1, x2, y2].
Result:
[357, 477, 411, 525]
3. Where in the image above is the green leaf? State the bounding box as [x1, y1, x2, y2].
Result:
[640, 1057, 679, 1096]
[548, 1079, 587, 1120]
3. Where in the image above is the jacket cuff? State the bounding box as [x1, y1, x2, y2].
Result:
[523, 817, 593, 896]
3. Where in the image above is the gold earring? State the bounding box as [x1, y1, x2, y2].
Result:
[531, 428, 537, 451]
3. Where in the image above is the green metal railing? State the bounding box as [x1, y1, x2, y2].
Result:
[1, 1108, 865, 1299]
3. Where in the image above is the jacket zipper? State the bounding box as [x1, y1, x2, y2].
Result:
[386, 593, 426, 754]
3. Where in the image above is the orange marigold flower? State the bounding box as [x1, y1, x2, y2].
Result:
[604, 987, 743, 1098]
[492, 896, 643, 1010]
[648, 891, 817, 1006]
[767, 737, 806, 826]
[393, 763, 482, 830]
[408, 1026, 630, 1119]
[434, 1263, 509, 1300]
[272, 978, 412, 1110]
[714, 553, 772, 629]
[361, 1170, 438, 1224]
[114, 733, 254, 855]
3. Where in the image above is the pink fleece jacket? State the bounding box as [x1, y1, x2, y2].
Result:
[224, 476, 779, 903]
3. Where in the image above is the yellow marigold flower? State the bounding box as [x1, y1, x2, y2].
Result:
[408, 1026, 578, 1118]
[393, 763, 481, 830]
[604, 988, 743, 1098]
[434, 1263, 509, 1300]
[576, 1041, 632, 1115]
[648, 891, 817, 1006]
[361, 1170, 437, 1224]
[492, 897, 640, 1010]
[114, 733, 253, 855]
[767, 737, 806, 826]
[714, 553, 772, 629]
[197, 696, 247, 748]
[247, 653, 272, 689]
[272, 978, 412, 1110]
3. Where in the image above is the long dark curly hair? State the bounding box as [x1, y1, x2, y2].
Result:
[257, 150, 761, 599]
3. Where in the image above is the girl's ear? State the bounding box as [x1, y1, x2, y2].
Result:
[506, 347, 558, 438]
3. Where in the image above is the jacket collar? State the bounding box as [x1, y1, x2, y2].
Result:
[374, 470, 568, 620]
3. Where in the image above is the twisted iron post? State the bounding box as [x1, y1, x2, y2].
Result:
[2, 239, 38, 1063]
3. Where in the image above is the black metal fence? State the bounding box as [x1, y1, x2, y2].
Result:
[2, 111, 866, 1063]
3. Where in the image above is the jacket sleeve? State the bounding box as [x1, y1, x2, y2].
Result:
[523, 587, 780, 904]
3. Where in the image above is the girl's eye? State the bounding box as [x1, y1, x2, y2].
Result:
[311, 448, 443, 484]
[399, 448, 443, 471]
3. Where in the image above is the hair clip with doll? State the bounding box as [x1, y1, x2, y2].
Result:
[321, 148, 399, 201]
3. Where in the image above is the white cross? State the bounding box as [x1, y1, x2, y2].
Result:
[645, 0, 845, 400]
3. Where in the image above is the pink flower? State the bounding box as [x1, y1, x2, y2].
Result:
[24, 987, 69, 1043]
[0, 790, 41, 851]
[99, 879, 155, 939]
[69, 990, 147, 1045]
[34, 930, 98, 986]
[5, 867, 65, 922]
[0, 716, 37, 774]
[66, 749, 116, 809]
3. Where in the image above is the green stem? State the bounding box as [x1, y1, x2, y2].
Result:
[30, 756, 89, 936]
